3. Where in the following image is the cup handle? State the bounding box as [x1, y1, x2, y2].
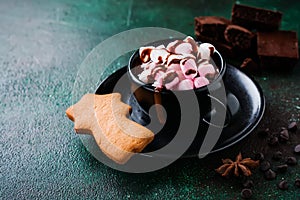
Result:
[202, 94, 231, 128]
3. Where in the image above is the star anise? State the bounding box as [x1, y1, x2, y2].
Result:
[215, 152, 260, 177]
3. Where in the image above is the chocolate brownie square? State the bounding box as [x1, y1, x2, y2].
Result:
[194, 16, 231, 42]
[257, 31, 299, 70]
[232, 4, 282, 31]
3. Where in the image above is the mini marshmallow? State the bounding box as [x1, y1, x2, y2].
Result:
[140, 61, 157, 70]
[180, 58, 198, 79]
[165, 77, 180, 90]
[175, 70, 186, 82]
[150, 49, 170, 64]
[174, 42, 193, 55]
[154, 70, 165, 80]
[194, 77, 210, 88]
[152, 76, 164, 90]
[183, 36, 199, 54]
[167, 64, 186, 81]
[152, 65, 166, 74]
[138, 69, 152, 83]
[166, 39, 180, 52]
[198, 63, 216, 78]
[176, 79, 194, 90]
[198, 43, 215, 60]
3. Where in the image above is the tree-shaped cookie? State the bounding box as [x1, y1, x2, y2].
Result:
[66, 93, 154, 164]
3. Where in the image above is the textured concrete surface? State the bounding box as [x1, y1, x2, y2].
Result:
[1, 0, 300, 199]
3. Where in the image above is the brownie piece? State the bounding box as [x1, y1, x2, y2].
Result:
[194, 16, 231, 42]
[257, 31, 299, 70]
[231, 4, 282, 31]
[224, 25, 255, 50]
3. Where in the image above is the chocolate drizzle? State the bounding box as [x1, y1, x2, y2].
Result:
[140, 48, 152, 63]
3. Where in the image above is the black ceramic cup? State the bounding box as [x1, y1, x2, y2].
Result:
[127, 39, 228, 152]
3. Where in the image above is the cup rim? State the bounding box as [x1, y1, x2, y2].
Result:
[128, 39, 226, 94]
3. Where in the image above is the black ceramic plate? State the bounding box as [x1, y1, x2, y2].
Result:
[95, 64, 265, 158]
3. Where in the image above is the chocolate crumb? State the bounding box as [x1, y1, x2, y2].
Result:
[278, 180, 288, 190]
[241, 188, 252, 199]
[275, 164, 288, 173]
[264, 169, 276, 180]
[243, 179, 254, 188]
[295, 179, 300, 188]
[279, 129, 289, 142]
[288, 122, 298, 132]
[272, 151, 283, 161]
[260, 160, 271, 172]
[286, 157, 297, 166]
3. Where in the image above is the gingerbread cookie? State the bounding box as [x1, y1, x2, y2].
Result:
[66, 93, 154, 164]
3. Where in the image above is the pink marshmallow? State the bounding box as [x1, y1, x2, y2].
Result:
[165, 77, 180, 90]
[174, 42, 193, 55]
[176, 70, 186, 81]
[194, 77, 210, 88]
[180, 58, 198, 79]
[183, 36, 198, 54]
[198, 43, 215, 60]
[166, 40, 180, 52]
[141, 61, 158, 70]
[198, 63, 216, 78]
[152, 76, 164, 90]
[167, 64, 185, 81]
[176, 79, 194, 90]
[150, 49, 170, 64]
[152, 65, 166, 77]
[138, 68, 152, 83]
[154, 70, 165, 80]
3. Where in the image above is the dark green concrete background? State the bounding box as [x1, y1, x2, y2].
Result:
[1, 0, 300, 199]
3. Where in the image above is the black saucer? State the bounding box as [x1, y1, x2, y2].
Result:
[95, 64, 265, 158]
